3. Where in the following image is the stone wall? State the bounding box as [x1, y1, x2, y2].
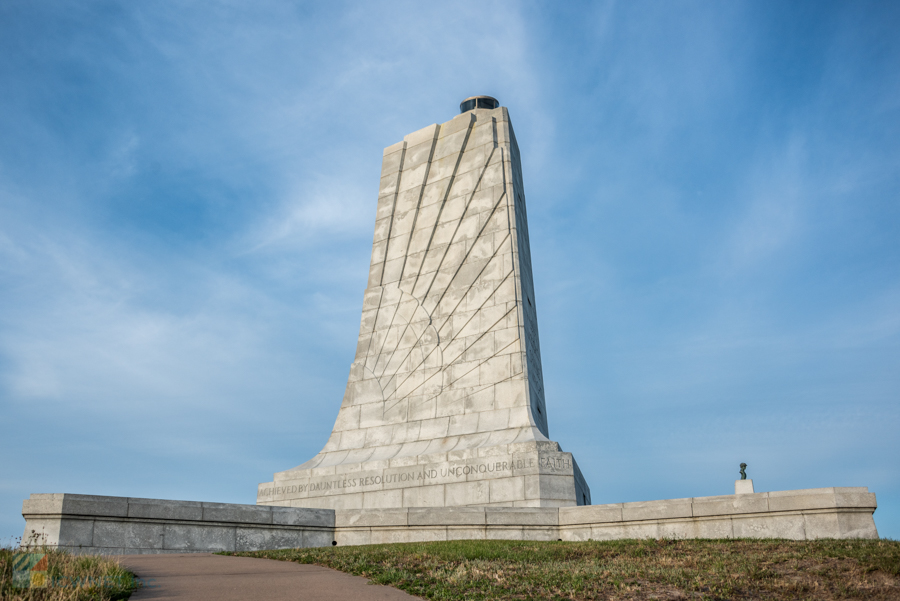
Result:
[21, 494, 333, 555]
[23, 488, 877, 554]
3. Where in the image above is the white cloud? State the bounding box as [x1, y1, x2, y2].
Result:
[243, 178, 372, 254]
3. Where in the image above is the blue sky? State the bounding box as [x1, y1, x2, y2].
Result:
[1, 0, 898, 541]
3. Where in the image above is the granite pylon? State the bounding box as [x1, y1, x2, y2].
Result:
[258, 98, 591, 510]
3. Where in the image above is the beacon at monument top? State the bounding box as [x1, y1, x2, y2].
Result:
[460, 95, 500, 113]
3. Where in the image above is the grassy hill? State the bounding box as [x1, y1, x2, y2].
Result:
[233, 538, 900, 600]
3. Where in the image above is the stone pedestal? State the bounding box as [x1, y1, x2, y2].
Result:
[258, 440, 590, 510]
[736, 479, 755, 494]
[258, 101, 590, 509]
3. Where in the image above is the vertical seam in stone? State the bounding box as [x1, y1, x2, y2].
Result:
[375, 312, 418, 381]
[441, 283, 517, 369]
[421, 145, 497, 307]
[436, 259, 513, 348]
[430, 191, 509, 336]
[439, 327, 517, 396]
[376, 303, 436, 384]
[361, 287, 385, 363]
[388, 260, 515, 403]
[379, 143, 408, 286]
[507, 143, 548, 436]
[388, 237, 511, 401]
[368, 298, 402, 375]
[502, 145, 539, 432]
[410, 118, 476, 300]
[384, 205, 511, 402]
[399, 129, 441, 288]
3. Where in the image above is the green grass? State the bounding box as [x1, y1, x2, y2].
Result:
[229, 538, 900, 600]
[0, 547, 140, 601]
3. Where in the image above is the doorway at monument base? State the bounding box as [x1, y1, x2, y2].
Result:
[256, 440, 591, 510]
[21, 488, 878, 555]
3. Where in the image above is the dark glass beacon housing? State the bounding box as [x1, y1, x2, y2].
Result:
[460, 96, 499, 113]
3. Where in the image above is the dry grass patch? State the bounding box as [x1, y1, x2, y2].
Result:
[0, 547, 139, 601]
[230, 538, 900, 600]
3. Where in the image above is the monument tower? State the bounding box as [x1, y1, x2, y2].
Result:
[258, 97, 591, 510]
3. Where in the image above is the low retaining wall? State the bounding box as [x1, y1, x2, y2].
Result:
[333, 487, 878, 545]
[560, 487, 878, 541]
[20, 494, 334, 554]
[22, 487, 877, 554]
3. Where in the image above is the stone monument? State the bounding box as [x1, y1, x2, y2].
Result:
[257, 96, 591, 510]
[20, 97, 880, 552]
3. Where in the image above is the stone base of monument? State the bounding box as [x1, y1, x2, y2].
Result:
[22, 487, 878, 554]
[257, 441, 591, 510]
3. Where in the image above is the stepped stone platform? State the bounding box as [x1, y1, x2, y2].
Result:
[22, 487, 877, 554]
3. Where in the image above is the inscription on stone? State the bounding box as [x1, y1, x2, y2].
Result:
[260, 455, 574, 500]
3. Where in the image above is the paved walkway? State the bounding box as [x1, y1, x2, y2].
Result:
[119, 553, 422, 601]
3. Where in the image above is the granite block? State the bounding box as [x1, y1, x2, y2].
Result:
[622, 499, 693, 522]
[124, 522, 165, 550]
[691, 493, 769, 517]
[485, 507, 557, 526]
[62, 495, 128, 518]
[485, 527, 525, 540]
[92, 519, 126, 548]
[336, 509, 408, 528]
[732, 514, 807, 540]
[271, 507, 334, 528]
[202, 503, 272, 524]
[409, 507, 486, 526]
[334, 528, 372, 547]
[235, 527, 306, 552]
[163, 524, 235, 552]
[303, 529, 336, 548]
[835, 511, 880, 539]
[58, 518, 94, 547]
[128, 498, 203, 521]
[559, 504, 623, 526]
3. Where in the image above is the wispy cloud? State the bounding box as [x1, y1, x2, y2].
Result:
[243, 178, 373, 254]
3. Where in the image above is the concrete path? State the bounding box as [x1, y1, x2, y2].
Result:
[119, 553, 422, 601]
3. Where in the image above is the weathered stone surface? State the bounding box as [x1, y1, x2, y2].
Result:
[21, 494, 335, 554]
[622, 498, 693, 522]
[559, 504, 623, 525]
[735, 479, 755, 494]
[202, 502, 273, 524]
[408, 507, 486, 526]
[692, 493, 769, 517]
[258, 102, 589, 509]
[164, 524, 235, 552]
[235, 527, 306, 552]
[128, 498, 203, 521]
[22, 488, 879, 554]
